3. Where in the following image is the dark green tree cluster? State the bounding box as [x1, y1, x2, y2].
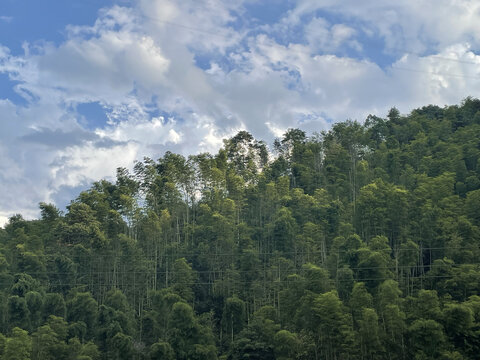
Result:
[1, 97, 480, 359]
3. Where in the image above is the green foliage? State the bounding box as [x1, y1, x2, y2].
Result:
[221, 295, 245, 345]
[7, 296, 30, 331]
[4, 327, 32, 360]
[66, 292, 98, 339]
[408, 319, 446, 358]
[150, 340, 175, 360]
[1, 99, 480, 358]
[43, 293, 66, 320]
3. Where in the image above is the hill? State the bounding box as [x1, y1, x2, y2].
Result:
[1, 98, 480, 359]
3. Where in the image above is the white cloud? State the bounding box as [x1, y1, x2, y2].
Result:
[289, 0, 480, 53]
[0, 216, 8, 228]
[1, 0, 480, 223]
[305, 18, 361, 53]
[51, 141, 139, 189]
[34, 31, 170, 105]
[139, 0, 244, 53]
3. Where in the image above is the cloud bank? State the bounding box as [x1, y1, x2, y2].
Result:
[1, 0, 480, 225]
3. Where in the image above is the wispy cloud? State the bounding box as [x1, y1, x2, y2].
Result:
[0, 16, 13, 23]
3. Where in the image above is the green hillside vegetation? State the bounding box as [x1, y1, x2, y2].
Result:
[1, 98, 480, 359]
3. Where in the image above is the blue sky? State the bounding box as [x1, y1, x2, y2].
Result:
[0, 1, 121, 51]
[1, 0, 480, 225]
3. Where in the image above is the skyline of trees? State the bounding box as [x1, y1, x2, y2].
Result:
[1, 98, 480, 359]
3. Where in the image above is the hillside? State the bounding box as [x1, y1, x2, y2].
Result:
[1, 98, 480, 359]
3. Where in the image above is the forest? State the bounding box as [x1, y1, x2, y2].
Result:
[1, 98, 480, 359]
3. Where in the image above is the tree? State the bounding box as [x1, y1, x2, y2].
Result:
[273, 330, 299, 360]
[32, 322, 68, 360]
[107, 332, 134, 360]
[269, 207, 297, 254]
[357, 308, 384, 359]
[221, 296, 245, 345]
[25, 292, 43, 330]
[66, 292, 98, 339]
[4, 327, 32, 360]
[442, 303, 474, 352]
[7, 296, 30, 331]
[43, 293, 66, 320]
[302, 263, 331, 294]
[410, 290, 442, 321]
[150, 341, 175, 360]
[312, 291, 355, 360]
[408, 319, 446, 359]
[465, 189, 480, 226]
[349, 282, 373, 322]
[168, 302, 217, 360]
[230, 306, 279, 360]
[170, 258, 196, 303]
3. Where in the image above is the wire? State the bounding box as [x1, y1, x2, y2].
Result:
[143, 13, 480, 82]
[8, 246, 477, 262]
[142, 14, 239, 40]
[2, 273, 469, 288]
[391, 66, 480, 80]
[10, 261, 480, 276]
[404, 52, 479, 65]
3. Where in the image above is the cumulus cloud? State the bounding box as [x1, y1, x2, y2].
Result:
[1, 0, 480, 226]
[305, 18, 361, 53]
[289, 0, 480, 54]
[139, 0, 244, 53]
[34, 31, 170, 104]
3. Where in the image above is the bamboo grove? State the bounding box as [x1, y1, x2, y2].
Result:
[1, 98, 480, 359]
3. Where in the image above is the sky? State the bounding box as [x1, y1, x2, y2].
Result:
[1, 0, 480, 226]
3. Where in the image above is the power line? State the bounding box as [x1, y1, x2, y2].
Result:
[2, 273, 469, 288]
[391, 66, 480, 80]
[405, 52, 479, 65]
[142, 14, 239, 40]
[8, 262, 480, 282]
[143, 14, 480, 75]
[12, 261, 480, 276]
[15, 245, 480, 259]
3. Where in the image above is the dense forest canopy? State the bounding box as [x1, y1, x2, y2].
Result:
[1, 98, 480, 359]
